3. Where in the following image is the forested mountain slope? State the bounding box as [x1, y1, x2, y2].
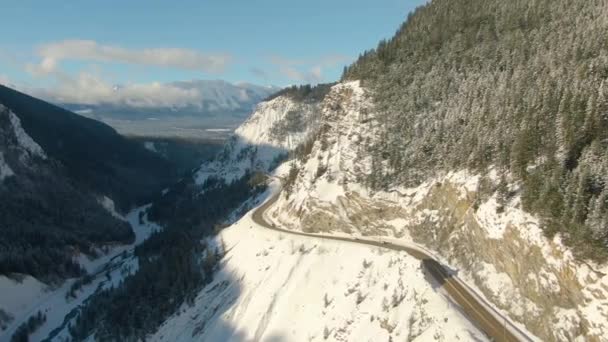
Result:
[343, 0, 608, 256]
[0, 85, 177, 283]
[130, 84, 490, 342]
[193, 84, 332, 185]
[9, 0, 608, 340]
[258, 1, 608, 340]
[0, 105, 132, 282]
[0, 85, 176, 211]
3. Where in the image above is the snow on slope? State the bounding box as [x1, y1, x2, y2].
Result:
[265, 81, 608, 341]
[4, 106, 46, 160]
[0, 152, 13, 180]
[0, 276, 47, 321]
[195, 94, 321, 184]
[0, 104, 46, 181]
[0, 206, 162, 342]
[149, 197, 488, 342]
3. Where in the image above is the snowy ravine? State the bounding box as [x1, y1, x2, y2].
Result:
[0, 206, 161, 342]
[265, 81, 608, 341]
[149, 192, 488, 342]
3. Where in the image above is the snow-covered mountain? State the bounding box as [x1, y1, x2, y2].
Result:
[29, 63, 605, 341]
[160, 79, 608, 341]
[0, 86, 175, 340]
[56, 79, 281, 139]
[150, 202, 488, 342]
[7, 0, 608, 339]
[10, 74, 601, 341]
[61, 80, 280, 119]
[260, 81, 608, 341]
[146, 83, 505, 341]
[194, 87, 323, 184]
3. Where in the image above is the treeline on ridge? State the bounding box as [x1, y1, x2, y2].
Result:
[343, 0, 608, 259]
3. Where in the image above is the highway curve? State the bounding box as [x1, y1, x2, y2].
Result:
[251, 192, 531, 342]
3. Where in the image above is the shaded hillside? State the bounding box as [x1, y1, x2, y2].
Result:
[130, 136, 224, 176]
[0, 106, 133, 282]
[0, 85, 176, 211]
[344, 0, 608, 258]
[68, 173, 266, 341]
[64, 85, 326, 340]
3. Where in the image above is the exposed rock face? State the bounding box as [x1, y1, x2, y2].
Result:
[194, 93, 322, 185]
[267, 82, 608, 342]
[0, 105, 46, 180]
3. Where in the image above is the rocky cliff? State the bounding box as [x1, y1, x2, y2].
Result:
[266, 81, 608, 341]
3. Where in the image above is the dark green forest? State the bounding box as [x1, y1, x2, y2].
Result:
[129, 137, 223, 176]
[344, 0, 608, 259]
[0, 106, 134, 282]
[264, 83, 335, 102]
[68, 172, 266, 341]
[0, 85, 177, 282]
[0, 85, 176, 211]
[10, 311, 46, 342]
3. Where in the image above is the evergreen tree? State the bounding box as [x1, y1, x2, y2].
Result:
[342, 0, 608, 259]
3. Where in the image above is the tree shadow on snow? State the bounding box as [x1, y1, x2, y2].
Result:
[182, 248, 288, 342]
[180, 159, 290, 342]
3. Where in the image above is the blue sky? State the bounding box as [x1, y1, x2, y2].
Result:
[0, 0, 425, 104]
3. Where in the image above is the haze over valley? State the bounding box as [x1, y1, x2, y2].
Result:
[60, 80, 280, 140]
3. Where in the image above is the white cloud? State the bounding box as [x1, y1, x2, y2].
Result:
[31, 71, 202, 108]
[19, 39, 238, 108]
[27, 40, 231, 75]
[268, 54, 350, 84]
[25, 72, 278, 109]
[310, 66, 322, 80]
[249, 67, 269, 81]
[278, 65, 318, 83]
[0, 74, 10, 86]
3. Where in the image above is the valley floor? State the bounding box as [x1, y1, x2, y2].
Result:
[0, 206, 161, 342]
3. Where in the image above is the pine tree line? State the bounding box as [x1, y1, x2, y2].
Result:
[343, 0, 608, 259]
[10, 311, 46, 342]
[68, 172, 266, 341]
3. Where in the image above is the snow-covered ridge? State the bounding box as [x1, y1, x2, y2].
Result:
[3, 106, 46, 160]
[58, 80, 279, 112]
[0, 104, 47, 181]
[0, 152, 14, 180]
[150, 82, 489, 341]
[149, 198, 488, 342]
[262, 80, 608, 341]
[194, 93, 321, 184]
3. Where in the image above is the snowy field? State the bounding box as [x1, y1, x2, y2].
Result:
[150, 208, 488, 342]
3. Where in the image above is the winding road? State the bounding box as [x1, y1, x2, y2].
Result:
[252, 191, 532, 342]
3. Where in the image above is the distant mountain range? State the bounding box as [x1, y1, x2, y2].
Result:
[52, 80, 281, 139]
[61, 80, 279, 119]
